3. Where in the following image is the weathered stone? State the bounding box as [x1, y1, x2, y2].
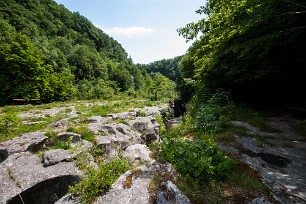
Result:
[108, 112, 136, 120]
[96, 136, 113, 153]
[50, 118, 69, 128]
[57, 132, 81, 143]
[87, 117, 112, 134]
[43, 149, 76, 167]
[129, 117, 160, 144]
[130, 105, 167, 116]
[87, 116, 110, 124]
[225, 118, 306, 203]
[93, 161, 176, 204]
[250, 197, 272, 204]
[157, 181, 190, 204]
[55, 194, 81, 204]
[0, 152, 81, 204]
[123, 144, 152, 163]
[0, 131, 47, 163]
[80, 140, 94, 150]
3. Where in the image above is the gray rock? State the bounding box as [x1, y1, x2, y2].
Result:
[129, 117, 160, 144]
[50, 118, 69, 128]
[157, 181, 190, 204]
[87, 116, 110, 124]
[80, 140, 93, 150]
[0, 131, 47, 163]
[55, 194, 81, 204]
[0, 152, 81, 204]
[108, 112, 136, 120]
[43, 149, 76, 167]
[93, 161, 176, 204]
[250, 197, 272, 204]
[87, 117, 112, 134]
[57, 132, 81, 143]
[123, 144, 152, 163]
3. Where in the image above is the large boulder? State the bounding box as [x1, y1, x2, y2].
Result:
[0, 152, 81, 204]
[0, 131, 47, 163]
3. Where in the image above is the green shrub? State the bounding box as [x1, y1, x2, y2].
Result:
[69, 158, 129, 204]
[191, 91, 234, 133]
[160, 131, 236, 183]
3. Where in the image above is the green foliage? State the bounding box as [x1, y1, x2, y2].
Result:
[69, 158, 129, 204]
[160, 128, 236, 183]
[191, 91, 234, 133]
[137, 56, 182, 81]
[177, 0, 306, 106]
[45, 131, 71, 150]
[0, 32, 52, 103]
[150, 73, 177, 101]
[0, 0, 172, 104]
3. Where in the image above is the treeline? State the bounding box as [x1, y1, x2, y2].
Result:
[137, 56, 182, 81]
[0, 0, 175, 105]
[177, 0, 306, 108]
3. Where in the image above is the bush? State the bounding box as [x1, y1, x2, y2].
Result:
[160, 130, 235, 183]
[191, 91, 234, 133]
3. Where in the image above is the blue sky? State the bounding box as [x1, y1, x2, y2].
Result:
[54, 0, 205, 64]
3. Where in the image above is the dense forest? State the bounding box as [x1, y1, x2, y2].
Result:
[137, 56, 182, 81]
[0, 0, 175, 105]
[177, 0, 306, 108]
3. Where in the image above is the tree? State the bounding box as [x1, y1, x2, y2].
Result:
[178, 0, 306, 106]
[0, 33, 52, 103]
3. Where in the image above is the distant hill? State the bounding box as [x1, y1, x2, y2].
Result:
[0, 0, 173, 104]
[137, 56, 182, 81]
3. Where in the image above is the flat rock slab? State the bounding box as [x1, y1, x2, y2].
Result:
[228, 117, 306, 203]
[0, 152, 82, 204]
[0, 131, 47, 163]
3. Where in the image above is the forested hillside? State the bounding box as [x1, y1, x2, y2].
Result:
[177, 0, 306, 107]
[137, 56, 182, 81]
[0, 0, 175, 105]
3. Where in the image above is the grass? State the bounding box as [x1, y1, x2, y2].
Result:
[45, 131, 72, 150]
[69, 158, 130, 204]
[66, 126, 96, 144]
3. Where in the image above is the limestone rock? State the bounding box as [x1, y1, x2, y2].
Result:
[250, 197, 272, 204]
[0, 152, 81, 204]
[157, 181, 190, 204]
[123, 144, 152, 163]
[0, 131, 47, 163]
[93, 161, 176, 204]
[57, 132, 81, 143]
[43, 149, 76, 167]
[55, 194, 81, 204]
[108, 112, 136, 120]
[129, 117, 160, 144]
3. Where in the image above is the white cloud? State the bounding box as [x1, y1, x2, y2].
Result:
[100, 26, 156, 38]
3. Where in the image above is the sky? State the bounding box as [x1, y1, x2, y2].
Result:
[54, 0, 205, 64]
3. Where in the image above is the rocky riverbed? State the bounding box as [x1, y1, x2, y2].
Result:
[0, 102, 190, 204]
